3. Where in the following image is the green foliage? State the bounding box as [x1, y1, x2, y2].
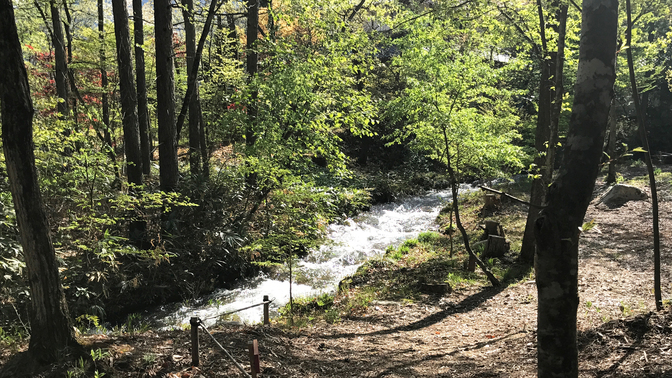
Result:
[384, 18, 526, 181]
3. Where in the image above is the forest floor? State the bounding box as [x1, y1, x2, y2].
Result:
[2, 164, 672, 377]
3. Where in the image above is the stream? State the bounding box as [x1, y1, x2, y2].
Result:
[148, 184, 476, 328]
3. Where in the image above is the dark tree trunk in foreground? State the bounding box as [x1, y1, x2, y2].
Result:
[155, 0, 179, 192]
[0, 0, 79, 366]
[50, 0, 69, 118]
[112, 0, 143, 185]
[625, 0, 662, 310]
[134, 0, 152, 175]
[535, 1, 618, 377]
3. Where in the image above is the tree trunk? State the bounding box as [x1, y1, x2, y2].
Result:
[535, 2, 618, 377]
[606, 100, 617, 183]
[625, 0, 662, 310]
[155, 0, 179, 192]
[134, 0, 152, 175]
[112, 0, 146, 244]
[545, 3, 568, 183]
[0, 0, 79, 364]
[182, 0, 202, 175]
[98, 0, 117, 171]
[112, 0, 143, 185]
[246, 0, 259, 147]
[520, 1, 554, 264]
[50, 0, 69, 119]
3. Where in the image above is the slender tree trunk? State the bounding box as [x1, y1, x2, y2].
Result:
[98, 0, 116, 169]
[625, 0, 662, 310]
[535, 2, 618, 376]
[520, 0, 554, 263]
[182, 0, 202, 175]
[134, 0, 152, 175]
[155, 0, 179, 192]
[227, 14, 238, 60]
[606, 100, 617, 183]
[50, 0, 69, 119]
[545, 4, 568, 182]
[246, 0, 259, 147]
[0, 1, 79, 365]
[446, 153, 500, 287]
[175, 0, 221, 140]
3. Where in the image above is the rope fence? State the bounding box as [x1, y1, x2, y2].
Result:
[189, 295, 274, 378]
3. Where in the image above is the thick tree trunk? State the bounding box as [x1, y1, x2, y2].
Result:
[182, 0, 203, 175]
[625, 0, 662, 310]
[0, 0, 79, 364]
[155, 0, 179, 192]
[50, 0, 69, 119]
[535, 2, 618, 377]
[134, 0, 152, 175]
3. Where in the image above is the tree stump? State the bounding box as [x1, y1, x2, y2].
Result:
[484, 235, 509, 258]
[484, 193, 501, 210]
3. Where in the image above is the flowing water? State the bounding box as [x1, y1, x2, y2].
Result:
[149, 185, 476, 328]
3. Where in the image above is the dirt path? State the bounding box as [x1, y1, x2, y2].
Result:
[4, 174, 671, 377]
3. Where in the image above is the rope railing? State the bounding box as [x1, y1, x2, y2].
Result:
[200, 295, 274, 322]
[189, 295, 272, 377]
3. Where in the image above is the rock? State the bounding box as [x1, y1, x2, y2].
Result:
[599, 184, 648, 207]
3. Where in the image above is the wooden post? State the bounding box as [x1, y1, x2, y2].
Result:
[248, 339, 260, 378]
[190, 317, 199, 367]
[263, 295, 270, 326]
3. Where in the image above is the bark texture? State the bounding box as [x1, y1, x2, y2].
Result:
[112, 0, 143, 186]
[155, 0, 179, 191]
[50, 0, 69, 118]
[0, 0, 78, 364]
[535, 1, 618, 377]
[246, 0, 259, 147]
[182, 0, 202, 175]
[134, 0, 152, 175]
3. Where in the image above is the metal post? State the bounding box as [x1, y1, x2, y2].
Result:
[190, 317, 199, 367]
[248, 339, 260, 378]
[263, 295, 270, 325]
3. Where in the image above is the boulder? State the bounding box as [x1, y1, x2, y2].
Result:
[599, 184, 648, 207]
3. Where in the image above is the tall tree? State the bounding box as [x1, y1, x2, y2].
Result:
[0, 0, 80, 369]
[246, 0, 259, 147]
[625, 0, 662, 310]
[182, 0, 203, 175]
[111, 0, 143, 186]
[50, 0, 69, 119]
[98, 0, 115, 164]
[534, 0, 618, 376]
[134, 0, 152, 175]
[155, 0, 179, 191]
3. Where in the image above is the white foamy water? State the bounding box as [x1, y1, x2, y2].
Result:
[149, 185, 475, 328]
